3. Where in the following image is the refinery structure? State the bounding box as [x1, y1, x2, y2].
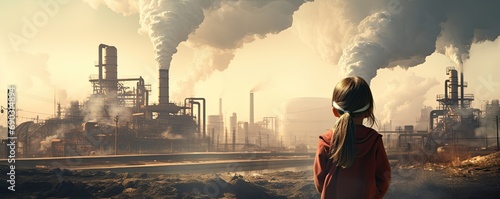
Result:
[2, 44, 499, 159]
[6, 44, 281, 158]
[380, 67, 500, 156]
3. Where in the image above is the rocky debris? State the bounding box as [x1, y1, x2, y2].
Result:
[1, 152, 499, 198]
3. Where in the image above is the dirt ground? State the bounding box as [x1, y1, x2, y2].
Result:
[2, 152, 500, 199]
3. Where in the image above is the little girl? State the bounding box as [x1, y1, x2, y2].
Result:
[314, 76, 391, 199]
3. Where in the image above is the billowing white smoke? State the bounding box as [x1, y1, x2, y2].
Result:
[295, 0, 500, 83]
[84, 0, 310, 98]
[174, 0, 309, 99]
[294, 0, 500, 126]
[373, 72, 439, 126]
[138, 0, 216, 70]
[338, 9, 443, 83]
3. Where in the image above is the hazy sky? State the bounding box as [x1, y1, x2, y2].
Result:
[1, 0, 499, 131]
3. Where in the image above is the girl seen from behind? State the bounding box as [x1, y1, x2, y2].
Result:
[313, 76, 391, 199]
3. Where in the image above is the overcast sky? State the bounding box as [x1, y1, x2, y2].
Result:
[1, 0, 499, 131]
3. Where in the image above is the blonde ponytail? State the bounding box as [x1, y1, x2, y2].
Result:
[330, 112, 356, 168]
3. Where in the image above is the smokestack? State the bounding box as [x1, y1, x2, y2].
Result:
[250, 92, 254, 126]
[460, 69, 464, 109]
[159, 69, 169, 105]
[449, 69, 459, 107]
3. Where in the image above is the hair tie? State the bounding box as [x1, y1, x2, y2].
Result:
[332, 101, 370, 114]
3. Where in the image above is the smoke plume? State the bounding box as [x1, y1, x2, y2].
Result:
[138, 0, 216, 70]
[167, 0, 309, 98]
[86, 0, 311, 98]
[373, 72, 439, 126]
[295, 0, 500, 83]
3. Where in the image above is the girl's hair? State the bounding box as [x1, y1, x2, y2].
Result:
[329, 76, 375, 168]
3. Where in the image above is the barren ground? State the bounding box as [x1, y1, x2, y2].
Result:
[2, 152, 500, 199]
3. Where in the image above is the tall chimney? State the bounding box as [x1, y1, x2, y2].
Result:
[449, 69, 458, 107]
[159, 69, 169, 105]
[250, 92, 254, 126]
[460, 69, 464, 109]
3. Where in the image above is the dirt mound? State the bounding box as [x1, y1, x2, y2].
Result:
[229, 176, 285, 199]
[44, 180, 92, 198]
[1, 155, 499, 199]
[459, 151, 500, 167]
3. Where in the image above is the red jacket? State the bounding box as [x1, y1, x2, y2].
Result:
[314, 125, 391, 199]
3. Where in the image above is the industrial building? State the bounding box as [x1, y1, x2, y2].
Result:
[9, 44, 208, 157]
[5, 44, 287, 158]
[381, 67, 499, 157]
[4, 44, 498, 159]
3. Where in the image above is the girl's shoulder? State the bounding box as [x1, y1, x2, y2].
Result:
[319, 129, 333, 143]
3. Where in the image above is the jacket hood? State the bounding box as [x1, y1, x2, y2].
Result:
[319, 125, 381, 158]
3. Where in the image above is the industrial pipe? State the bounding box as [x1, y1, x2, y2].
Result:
[460, 72, 464, 109]
[190, 101, 201, 135]
[185, 98, 206, 139]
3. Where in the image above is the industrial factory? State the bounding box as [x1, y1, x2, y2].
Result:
[5, 44, 280, 158]
[2, 44, 499, 160]
[381, 67, 500, 158]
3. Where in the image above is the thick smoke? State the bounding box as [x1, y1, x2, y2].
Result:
[174, 0, 310, 98]
[86, 0, 310, 98]
[292, 0, 500, 127]
[138, 0, 216, 70]
[295, 0, 500, 83]
[138, 0, 307, 70]
[373, 72, 439, 126]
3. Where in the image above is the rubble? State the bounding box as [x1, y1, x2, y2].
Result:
[1, 152, 499, 198]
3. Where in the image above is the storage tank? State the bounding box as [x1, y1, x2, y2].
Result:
[104, 46, 117, 98]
